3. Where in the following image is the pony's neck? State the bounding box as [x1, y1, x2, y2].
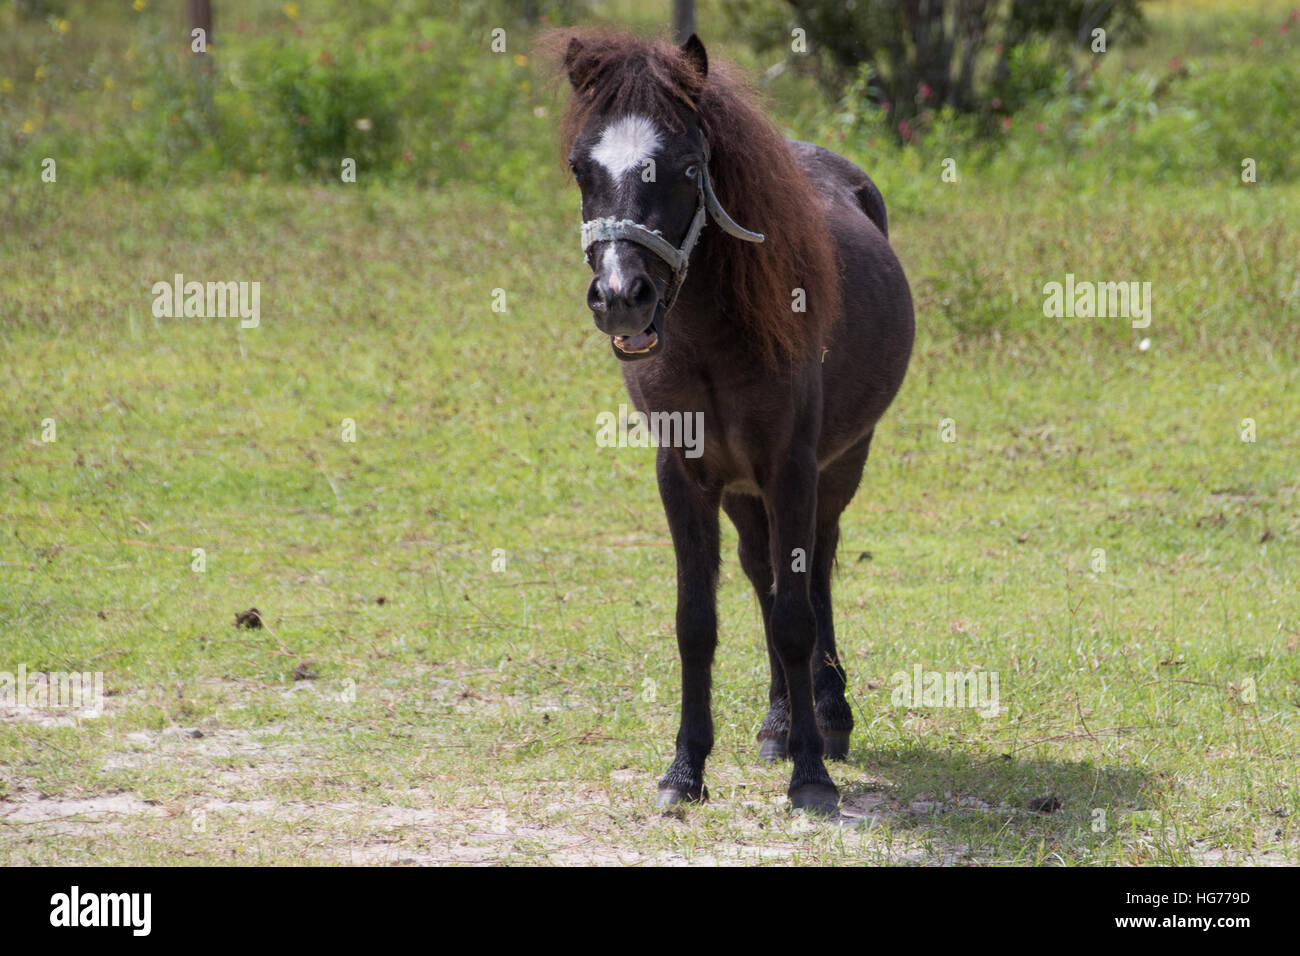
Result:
[667, 239, 767, 366]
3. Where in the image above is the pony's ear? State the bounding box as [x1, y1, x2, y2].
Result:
[564, 36, 591, 89]
[680, 33, 708, 79]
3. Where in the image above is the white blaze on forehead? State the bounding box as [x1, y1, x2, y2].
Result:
[590, 114, 662, 179]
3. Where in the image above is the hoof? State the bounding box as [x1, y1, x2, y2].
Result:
[788, 781, 840, 816]
[758, 736, 789, 762]
[655, 785, 708, 809]
[821, 730, 851, 761]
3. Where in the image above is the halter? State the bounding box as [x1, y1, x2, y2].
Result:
[580, 140, 765, 312]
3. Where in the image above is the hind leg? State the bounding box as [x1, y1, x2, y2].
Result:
[721, 493, 788, 761]
[763, 447, 839, 811]
[810, 433, 874, 760]
[727, 433, 874, 766]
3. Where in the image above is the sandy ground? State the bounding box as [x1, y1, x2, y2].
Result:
[2, 704, 1291, 866]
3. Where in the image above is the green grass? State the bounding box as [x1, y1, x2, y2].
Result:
[0, 0, 1298, 865]
[1, 166, 1296, 864]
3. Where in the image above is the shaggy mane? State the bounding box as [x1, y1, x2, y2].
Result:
[541, 28, 841, 366]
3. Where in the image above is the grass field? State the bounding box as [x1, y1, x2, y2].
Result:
[1, 2, 1298, 865]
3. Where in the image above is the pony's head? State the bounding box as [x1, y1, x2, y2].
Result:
[554, 29, 839, 366]
[562, 33, 713, 361]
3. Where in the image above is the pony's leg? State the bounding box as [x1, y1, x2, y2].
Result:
[810, 432, 873, 761]
[766, 449, 839, 813]
[722, 493, 787, 762]
[655, 448, 722, 808]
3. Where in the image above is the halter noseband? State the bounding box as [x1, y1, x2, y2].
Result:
[580, 140, 765, 312]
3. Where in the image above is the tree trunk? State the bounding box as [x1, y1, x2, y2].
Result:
[673, 0, 695, 44]
[188, 0, 212, 46]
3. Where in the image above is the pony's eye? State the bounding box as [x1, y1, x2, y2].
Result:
[684, 164, 698, 180]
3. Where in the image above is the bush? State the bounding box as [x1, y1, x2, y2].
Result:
[0, 2, 570, 196]
[260, 41, 402, 178]
[808, 17, 1300, 188]
[726, 0, 1146, 130]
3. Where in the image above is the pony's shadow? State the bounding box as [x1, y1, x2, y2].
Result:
[827, 743, 1155, 860]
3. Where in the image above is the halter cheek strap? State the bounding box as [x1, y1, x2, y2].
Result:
[580, 141, 764, 312]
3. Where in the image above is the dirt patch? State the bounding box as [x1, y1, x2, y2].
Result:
[2, 778, 1292, 865]
[0, 707, 86, 729]
[2, 721, 1293, 866]
[0, 791, 166, 826]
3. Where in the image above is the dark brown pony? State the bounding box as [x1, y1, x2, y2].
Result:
[552, 29, 914, 813]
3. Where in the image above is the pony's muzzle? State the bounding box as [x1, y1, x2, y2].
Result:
[587, 264, 659, 339]
[583, 241, 666, 360]
[588, 273, 657, 332]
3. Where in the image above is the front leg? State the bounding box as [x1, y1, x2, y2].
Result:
[654, 447, 722, 808]
[766, 449, 840, 814]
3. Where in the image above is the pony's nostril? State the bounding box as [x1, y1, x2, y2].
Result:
[626, 276, 655, 309]
[586, 278, 606, 312]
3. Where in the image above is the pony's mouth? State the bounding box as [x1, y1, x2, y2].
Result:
[610, 306, 664, 361]
[613, 328, 657, 353]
